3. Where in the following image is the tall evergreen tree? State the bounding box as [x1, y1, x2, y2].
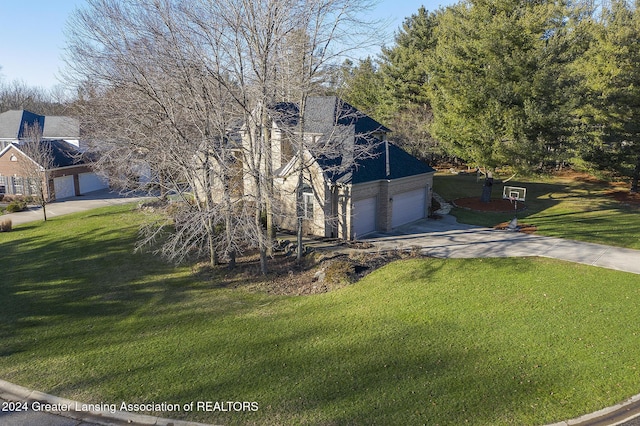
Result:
[377, 7, 443, 160]
[427, 0, 574, 171]
[340, 57, 386, 119]
[572, 0, 640, 192]
[380, 6, 439, 109]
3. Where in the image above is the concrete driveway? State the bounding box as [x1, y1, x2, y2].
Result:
[1, 190, 154, 226]
[365, 215, 640, 275]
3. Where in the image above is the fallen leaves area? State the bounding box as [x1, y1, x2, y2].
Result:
[607, 189, 640, 207]
[554, 170, 640, 207]
[195, 247, 426, 296]
[493, 222, 538, 234]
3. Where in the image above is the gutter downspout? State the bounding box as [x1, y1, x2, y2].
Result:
[385, 140, 390, 178]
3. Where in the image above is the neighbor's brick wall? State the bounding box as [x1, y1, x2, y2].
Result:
[0, 146, 45, 197]
[0, 145, 26, 176]
[0, 145, 94, 199]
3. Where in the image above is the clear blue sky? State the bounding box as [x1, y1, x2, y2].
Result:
[0, 0, 455, 91]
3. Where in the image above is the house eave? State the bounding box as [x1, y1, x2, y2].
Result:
[349, 170, 436, 187]
[46, 163, 92, 173]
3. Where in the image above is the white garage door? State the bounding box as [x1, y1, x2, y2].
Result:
[79, 172, 108, 194]
[353, 197, 376, 238]
[392, 188, 426, 228]
[53, 175, 75, 200]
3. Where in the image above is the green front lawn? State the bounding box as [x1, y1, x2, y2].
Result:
[1, 205, 639, 425]
[434, 172, 640, 249]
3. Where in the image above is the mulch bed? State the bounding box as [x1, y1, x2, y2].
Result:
[195, 250, 424, 297]
[453, 197, 525, 213]
[607, 190, 640, 207]
[493, 222, 538, 234]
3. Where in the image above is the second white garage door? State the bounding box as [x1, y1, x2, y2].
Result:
[392, 188, 426, 228]
[53, 175, 75, 200]
[79, 172, 108, 194]
[353, 197, 377, 238]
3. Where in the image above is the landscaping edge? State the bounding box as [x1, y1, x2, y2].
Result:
[2, 377, 640, 426]
[0, 379, 216, 426]
[545, 393, 640, 426]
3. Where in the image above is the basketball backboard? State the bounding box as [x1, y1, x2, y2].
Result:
[502, 186, 526, 202]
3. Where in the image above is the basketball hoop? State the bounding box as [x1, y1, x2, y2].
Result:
[503, 186, 526, 226]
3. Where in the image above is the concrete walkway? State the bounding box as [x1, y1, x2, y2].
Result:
[1, 189, 154, 226]
[365, 215, 640, 275]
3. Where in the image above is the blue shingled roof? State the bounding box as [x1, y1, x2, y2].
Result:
[317, 138, 435, 185]
[17, 139, 89, 168]
[270, 97, 391, 135]
[0, 110, 80, 140]
[271, 96, 434, 184]
[303, 97, 391, 135]
[0, 110, 45, 139]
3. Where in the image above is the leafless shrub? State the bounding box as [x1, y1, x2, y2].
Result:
[0, 219, 12, 232]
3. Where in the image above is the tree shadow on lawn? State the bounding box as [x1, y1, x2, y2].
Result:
[523, 206, 640, 247]
[61, 260, 560, 426]
[440, 174, 629, 211]
[0, 226, 249, 359]
[445, 175, 640, 241]
[1, 208, 623, 425]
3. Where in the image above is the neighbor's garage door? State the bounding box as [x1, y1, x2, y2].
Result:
[353, 197, 377, 238]
[392, 188, 426, 228]
[79, 172, 108, 194]
[53, 175, 75, 200]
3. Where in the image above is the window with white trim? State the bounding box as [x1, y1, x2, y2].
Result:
[302, 184, 314, 219]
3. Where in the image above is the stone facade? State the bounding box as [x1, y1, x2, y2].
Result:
[235, 97, 436, 240]
[274, 152, 434, 240]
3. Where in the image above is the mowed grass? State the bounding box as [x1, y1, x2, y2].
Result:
[1, 204, 639, 425]
[434, 173, 640, 249]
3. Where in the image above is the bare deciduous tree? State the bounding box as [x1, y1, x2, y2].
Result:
[64, 0, 382, 273]
[0, 79, 70, 115]
[16, 123, 55, 221]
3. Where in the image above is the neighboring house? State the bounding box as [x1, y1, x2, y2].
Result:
[244, 96, 436, 240]
[0, 110, 107, 199]
[0, 109, 82, 150]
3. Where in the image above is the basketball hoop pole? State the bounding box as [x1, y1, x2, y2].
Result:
[504, 186, 525, 230]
